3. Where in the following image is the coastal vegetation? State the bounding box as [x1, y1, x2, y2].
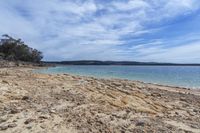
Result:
[0, 34, 43, 63]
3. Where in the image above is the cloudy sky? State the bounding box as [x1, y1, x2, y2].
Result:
[0, 0, 200, 63]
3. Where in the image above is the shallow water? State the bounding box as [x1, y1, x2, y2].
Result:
[36, 65, 200, 88]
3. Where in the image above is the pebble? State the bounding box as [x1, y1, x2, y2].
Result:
[12, 120, 17, 122]
[39, 115, 49, 119]
[40, 125, 46, 129]
[24, 118, 34, 124]
[26, 125, 32, 129]
[175, 112, 179, 115]
[151, 93, 161, 97]
[135, 118, 151, 127]
[0, 125, 8, 130]
[22, 96, 30, 101]
[8, 123, 17, 128]
[188, 111, 196, 116]
[180, 97, 187, 102]
[50, 109, 56, 114]
[0, 116, 8, 123]
[193, 109, 198, 113]
[135, 120, 145, 127]
[10, 108, 19, 114]
[2, 80, 9, 84]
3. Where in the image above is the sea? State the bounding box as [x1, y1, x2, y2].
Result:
[36, 65, 200, 89]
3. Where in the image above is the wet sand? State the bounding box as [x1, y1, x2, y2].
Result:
[0, 66, 200, 133]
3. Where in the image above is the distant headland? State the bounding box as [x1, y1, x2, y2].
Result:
[45, 60, 200, 66]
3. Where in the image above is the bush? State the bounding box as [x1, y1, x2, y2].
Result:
[0, 34, 43, 63]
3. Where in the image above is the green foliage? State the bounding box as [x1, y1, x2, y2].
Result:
[0, 34, 43, 62]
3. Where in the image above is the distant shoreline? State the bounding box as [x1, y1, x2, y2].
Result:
[44, 60, 200, 66]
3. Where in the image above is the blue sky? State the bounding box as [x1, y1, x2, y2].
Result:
[0, 0, 200, 63]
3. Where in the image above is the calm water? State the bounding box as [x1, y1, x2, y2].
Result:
[37, 65, 200, 88]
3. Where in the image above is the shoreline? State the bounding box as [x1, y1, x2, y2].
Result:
[36, 66, 200, 91]
[0, 66, 200, 132]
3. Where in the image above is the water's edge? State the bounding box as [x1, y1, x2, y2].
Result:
[34, 66, 200, 89]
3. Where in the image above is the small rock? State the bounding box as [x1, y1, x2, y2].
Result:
[26, 125, 32, 129]
[0, 116, 8, 123]
[193, 109, 198, 113]
[135, 120, 145, 127]
[180, 97, 187, 102]
[12, 120, 17, 122]
[191, 124, 199, 129]
[37, 108, 49, 113]
[39, 115, 49, 119]
[24, 118, 34, 124]
[151, 93, 161, 97]
[10, 108, 19, 114]
[40, 125, 46, 129]
[22, 96, 30, 101]
[8, 123, 17, 128]
[50, 109, 56, 114]
[120, 130, 125, 133]
[67, 119, 72, 122]
[112, 82, 121, 87]
[0, 125, 8, 130]
[135, 118, 150, 127]
[2, 80, 9, 84]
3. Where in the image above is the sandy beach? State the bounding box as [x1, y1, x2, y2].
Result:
[0, 66, 200, 133]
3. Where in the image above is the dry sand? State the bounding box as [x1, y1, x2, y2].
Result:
[0, 66, 200, 133]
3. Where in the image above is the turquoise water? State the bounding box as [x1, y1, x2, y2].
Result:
[37, 65, 200, 88]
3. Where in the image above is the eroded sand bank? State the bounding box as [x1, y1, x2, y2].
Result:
[0, 67, 200, 133]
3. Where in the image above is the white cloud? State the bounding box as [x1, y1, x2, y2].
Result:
[135, 41, 200, 63]
[0, 0, 200, 62]
[112, 0, 149, 11]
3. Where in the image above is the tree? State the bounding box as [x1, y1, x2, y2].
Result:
[0, 34, 43, 62]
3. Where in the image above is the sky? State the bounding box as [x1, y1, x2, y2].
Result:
[0, 0, 200, 63]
